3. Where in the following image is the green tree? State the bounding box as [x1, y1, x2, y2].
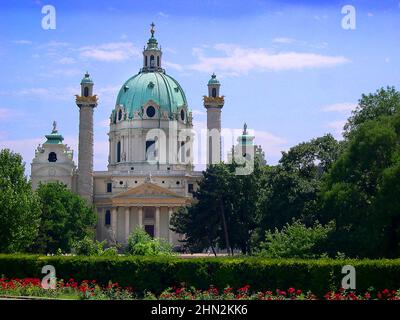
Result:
[32, 181, 96, 253]
[344, 86, 400, 138]
[256, 220, 335, 259]
[171, 162, 262, 255]
[320, 113, 400, 257]
[0, 149, 41, 252]
[127, 227, 173, 256]
[258, 134, 341, 233]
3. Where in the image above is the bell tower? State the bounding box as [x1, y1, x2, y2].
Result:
[75, 72, 98, 203]
[203, 73, 224, 165]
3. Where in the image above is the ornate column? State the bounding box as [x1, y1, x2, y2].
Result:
[125, 207, 130, 241]
[138, 206, 143, 228]
[168, 207, 173, 243]
[111, 207, 118, 237]
[155, 206, 160, 238]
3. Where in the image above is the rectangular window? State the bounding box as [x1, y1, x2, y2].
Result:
[105, 210, 111, 226]
[188, 183, 194, 193]
[145, 225, 155, 238]
[106, 182, 112, 193]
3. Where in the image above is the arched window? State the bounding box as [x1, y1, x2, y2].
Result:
[157, 56, 160, 67]
[212, 88, 217, 98]
[48, 152, 57, 162]
[150, 55, 155, 67]
[84, 87, 89, 97]
[105, 210, 111, 226]
[146, 140, 156, 161]
[117, 141, 121, 163]
[145, 56, 148, 67]
[118, 109, 123, 121]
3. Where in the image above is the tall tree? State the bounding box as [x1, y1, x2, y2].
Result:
[0, 149, 41, 253]
[344, 86, 400, 138]
[258, 134, 341, 233]
[171, 162, 262, 255]
[31, 181, 97, 253]
[320, 113, 400, 257]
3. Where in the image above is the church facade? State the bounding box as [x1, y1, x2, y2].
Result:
[31, 25, 258, 248]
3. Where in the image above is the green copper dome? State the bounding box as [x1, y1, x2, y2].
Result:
[81, 71, 93, 84]
[115, 71, 188, 119]
[208, 73, 220, 85]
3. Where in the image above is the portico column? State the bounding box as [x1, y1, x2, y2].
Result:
[168, 207, 173, 243]
[155, 206, 160, 238]
[125, 207, 130, 241]
[111, 207, 118, 236]
[138, 206, 143, 228]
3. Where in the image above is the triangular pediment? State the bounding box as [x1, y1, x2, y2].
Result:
[113, 182, 184, 199]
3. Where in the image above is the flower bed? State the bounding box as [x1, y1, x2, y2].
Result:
[1, 277, 400, 300]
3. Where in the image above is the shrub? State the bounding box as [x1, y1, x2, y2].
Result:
[256, 221, 335, 259]
[71, 236, 119, 256]
[1, 254, 400, 296]
[127, 227, 174, 256]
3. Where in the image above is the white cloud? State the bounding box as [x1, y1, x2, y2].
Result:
[79, 42, 140, 62]
[13, 40, 32, 45]
[97, 119, 110, 128]
[0, 134, 109, 176]
[0, 87, 77, 101]
[189, 43, 349, 75]
[273, 37, 295, 44]
[164, 61, 184, 72]
[44, 68, 81, 77]
[327, 120, 346, 139]
[157, 11, 169, 18]
[93, 140, 109, 170]
[0, 137, 43, 175]
[322, 102, 357, 112]
[41, 41, 70, 48]
[58, 57, 76, 65]
[0, 108, 25, 121]
[254, 130, 288, 158]
[367, 12, 374, 17]
[164, 47, 177, 54]
[191, 109, 206, 116]
[96, 85, 121, 105]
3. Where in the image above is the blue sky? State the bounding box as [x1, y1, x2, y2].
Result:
[1, 0, 400, 173]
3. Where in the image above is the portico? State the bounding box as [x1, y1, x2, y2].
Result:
[95, 182, 191, 246]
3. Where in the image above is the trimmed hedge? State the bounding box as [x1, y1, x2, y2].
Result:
[1, 254, 400, 295]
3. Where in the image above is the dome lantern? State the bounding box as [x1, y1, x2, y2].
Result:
[142, 22, 163, 72]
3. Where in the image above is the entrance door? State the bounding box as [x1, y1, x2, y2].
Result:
[145, 225, 155, 238]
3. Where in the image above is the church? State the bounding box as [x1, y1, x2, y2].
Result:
[30, 24, 258, 247]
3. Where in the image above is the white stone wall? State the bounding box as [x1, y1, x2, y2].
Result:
[31, 143, 76, 190]
[108, 117, 193, 173]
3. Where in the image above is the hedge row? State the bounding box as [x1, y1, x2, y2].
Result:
[1, 254, 400, 295]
